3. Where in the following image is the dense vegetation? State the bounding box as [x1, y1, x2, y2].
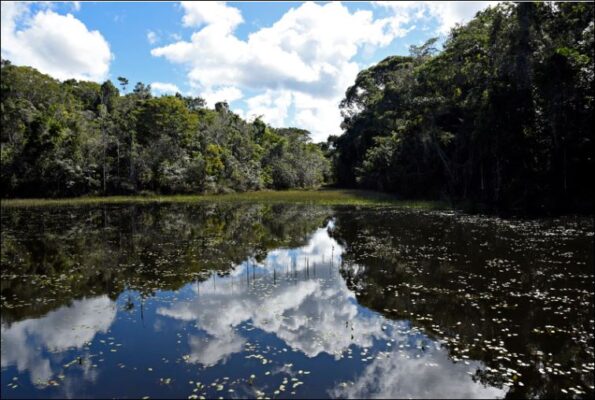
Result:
[328, 2, 593, 213]
[1, 2, 592, 214]
[0, 62, 330, 198]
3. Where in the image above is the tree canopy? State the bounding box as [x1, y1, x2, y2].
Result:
[1, 60, 330, 197]
[328, 2, 593, 213]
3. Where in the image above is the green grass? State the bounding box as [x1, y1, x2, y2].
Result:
[0, 189, 447, 209]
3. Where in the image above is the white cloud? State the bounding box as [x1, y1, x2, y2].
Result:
[72, 1, 81, 12]
[244, 90, 292, 127]
[331, 341, 506, 398]
[151, 82, 181, 96]
[201, 85, 243, 107]
[153, 1, 497, 142]
[147, 30, 158, 44]
[180, 1, 243, 32]
[292, 90, 352, 143]
[188, 332, 245, 367]
[434, 2, 500, 33]
[374, 1, 499, 35]
[0, 2, 112, 82]
[152, 1, 415, 142]
[157, 225, 386, 361]
[154, 2, 404, 96]
[1, 2, 27, 37]
[1, 296, 116, 386]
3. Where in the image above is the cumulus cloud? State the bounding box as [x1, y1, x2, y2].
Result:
[201, 85, 243, 107]
[152, 1, 415, 142]
[292, 92, 347, 143]
[0, 2, 27, 37]
[153, 1, 405, 94]
[151, 81, 181, 96]
[374, 1, 500, 35]
[152, 1, 498, 141]
[245, 90, 293, 127]
[180, 1, 243, 31]
[0, 2, 112, 82]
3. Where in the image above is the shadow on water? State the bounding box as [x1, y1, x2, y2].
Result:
[1, 203, 593, 398]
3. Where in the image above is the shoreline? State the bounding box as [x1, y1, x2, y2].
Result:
[0, 189, 445, 209]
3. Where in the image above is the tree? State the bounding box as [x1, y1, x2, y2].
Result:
[331, 2, 593, 213]
[117, 76, 129, 93]
[132, 82, 152, 100]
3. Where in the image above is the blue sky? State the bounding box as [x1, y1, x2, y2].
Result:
[1, 1, 498, 142]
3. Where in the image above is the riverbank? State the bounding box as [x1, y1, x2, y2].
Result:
[0, 189, 447, 209]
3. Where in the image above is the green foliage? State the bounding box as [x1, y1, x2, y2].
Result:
[204, 144, 225, 177]
[1, 63, 329, 197]
[330, 2, 593, 213]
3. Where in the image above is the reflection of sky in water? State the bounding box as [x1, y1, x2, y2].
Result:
[1, 222, 505, 399]
[158, 223, 505, 398]
[1, 296, 116, 385]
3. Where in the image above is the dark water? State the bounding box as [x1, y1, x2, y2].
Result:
[1, 203, 593, 399]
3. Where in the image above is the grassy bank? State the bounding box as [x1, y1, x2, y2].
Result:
[0, 189, 447, 209]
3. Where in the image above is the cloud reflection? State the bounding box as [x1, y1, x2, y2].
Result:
[158, 226, 386, 362]
[1, 295, 116, 385]
[157, 223, 506, 398]
[329, 343, 506, 399]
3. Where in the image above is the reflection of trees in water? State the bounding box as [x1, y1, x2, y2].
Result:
[1, 205, 592, 398]
[330, 208, 594, 399]
[1, 203, 331, 324]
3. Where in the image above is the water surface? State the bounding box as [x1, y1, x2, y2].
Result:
[1, 203, 593, 398]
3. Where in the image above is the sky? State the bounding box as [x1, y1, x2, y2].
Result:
[0, 1, 499, 142]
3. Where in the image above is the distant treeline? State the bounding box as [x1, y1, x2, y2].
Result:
[1, 61, 330, 197]
[326, 2, 593, 213]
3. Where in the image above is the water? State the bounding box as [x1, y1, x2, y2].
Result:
[1, 203, 593, 399]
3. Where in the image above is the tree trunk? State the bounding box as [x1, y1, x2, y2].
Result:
[102, 125, 106, 195]
[117, 139, 120, 192]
